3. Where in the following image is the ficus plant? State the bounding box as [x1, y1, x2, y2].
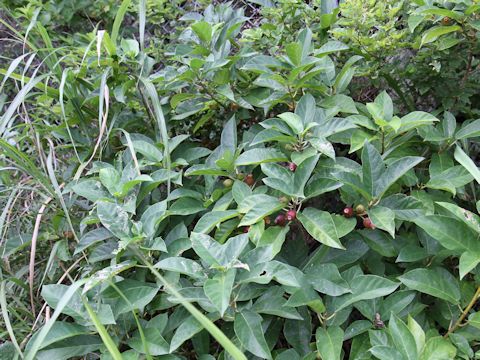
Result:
[2, 1, 480, 360]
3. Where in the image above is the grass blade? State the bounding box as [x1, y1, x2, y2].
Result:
[0, 140, 54, 196]
[0, 53, 31, 92]
[107, 281, 153, 360]
[139, 0, 146, 51]
[23, 279, 87, 360]
[82, 299, 123, 360]
[139, 78, 171, 196]
[0, 280, 24, 358]
[0, 73, 47, 136]
[29, 194, 55, 317]
[45, 147, 77, 241]
[59, 68, 81, 163]
[132, 247, 247, 360]
[111, 0, 132, 46]
[0, 69, 59, 97]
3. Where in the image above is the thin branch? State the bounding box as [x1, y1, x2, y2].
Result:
[444, 286, 480, 338]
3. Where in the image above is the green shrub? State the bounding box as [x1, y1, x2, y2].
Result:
[332, 0, 480, 116]
[1, 1, 480, 359]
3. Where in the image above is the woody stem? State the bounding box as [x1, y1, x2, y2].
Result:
[444, 286, 480, 338]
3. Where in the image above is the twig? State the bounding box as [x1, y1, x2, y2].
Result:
[444, 286, 480, 338]
[197, 80, 228, 110]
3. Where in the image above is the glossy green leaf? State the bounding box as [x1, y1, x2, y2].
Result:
[292, 154, 320, 197]
[413, 215, 480, 254]
[284, 307, 312, 356]
[235, 148, 288, 166]
[204, 268, 236, 316]
[234, 310, 271, 359]
[468, 312, 480, 329]
[454, 145, 480, 185]
[72, 180, 110, 202]
[407, 316, 425, 356]
[36, 335, 103, 360]
[191, 232, 249, 267]
[335, 275, 399, 311]
[375, 157, 423, 198]
[75, 228, 112, 254]
[127, 328, 169, 356]
[278, 112, 304, 134]
[191, 21, 212, 43]
[369, 346, 404, 360]
[399, 112, 439, 132]
[154, 257, 205, 278]
[389, 314, 417, 360]
[398, 267, 460, 304]
[459, 251, 480, 280]
[304, 263, 350, 296]
[297, 208, 345, 249]
[251, 129, 296, 146]
[315, 326, 343, 360]
[193, 210, 239, 233]
[368, 206, 395, 238]
[418, 337, 456, 360]
[251, 286, 303, 320]
[455, 119, 480, 140]
[101, 279, 158, 315]
[238, 194, 284, 226]
[426, 166, 473, 195]
[97, 200, 131, 239]
[420, 25, 461, 47]
[170, 315, 215, 352]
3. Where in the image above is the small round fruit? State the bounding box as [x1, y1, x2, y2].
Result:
[441, 16, 451, 25]
[223, 179, 233, 188]
[288, 162, 297, 172]
[237, 173, 245, 180]
[363, 217, 375, 229]
[355, 204, 366, 214]
[279, 196, 289, 204]
[243, 226, 250, 233]
[284, 144, 294, 151]
[264, 216, 271, 225]
[244, 174, 255, 186]
[274, 214, 287, 227]
[343, 207, 354, 218]
[286, 209, 297, 221]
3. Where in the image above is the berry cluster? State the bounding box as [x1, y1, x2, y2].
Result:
[342, 204, 375, 229]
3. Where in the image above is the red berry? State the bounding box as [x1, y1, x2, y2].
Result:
[343, 207, 354, 218]
[363, 217, 375, 229]
[244, 174, 255, 186]
[243, 226, 250, 233]
[286, 209, 297, 221]
[288, 162, 297, 172]
[274, 214, 286, 227]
